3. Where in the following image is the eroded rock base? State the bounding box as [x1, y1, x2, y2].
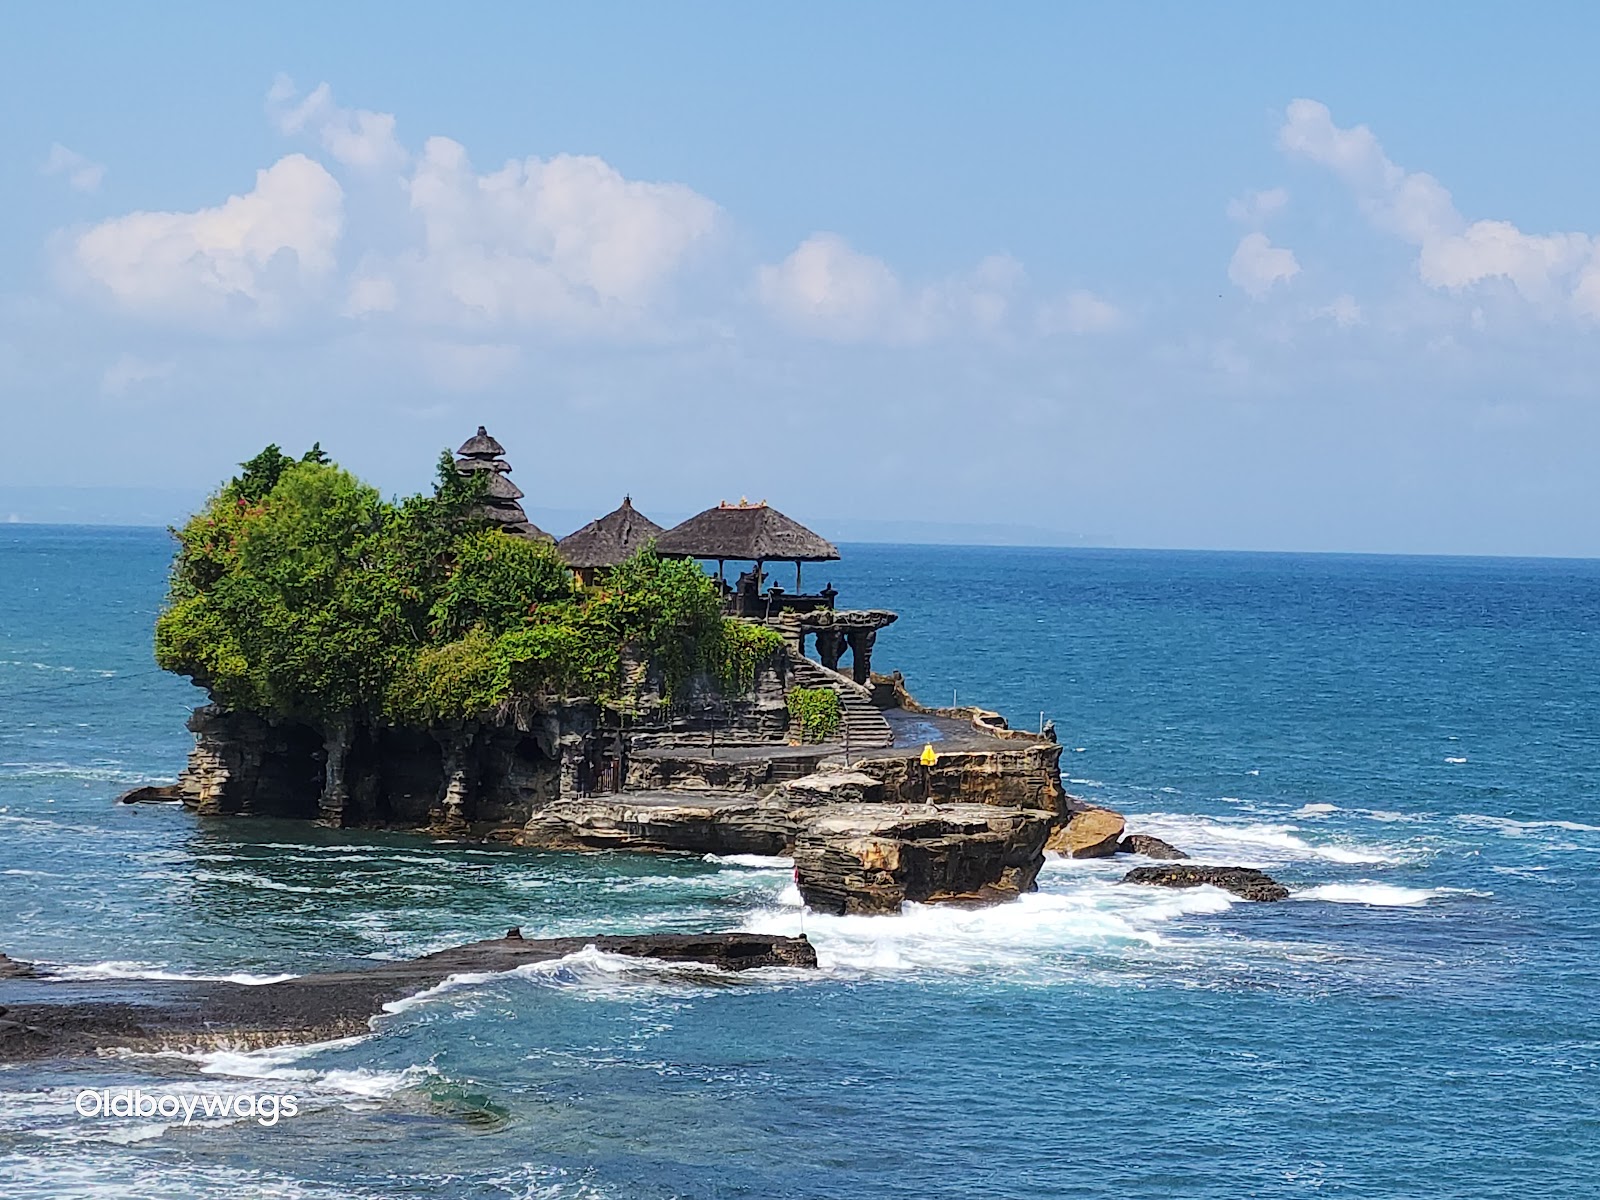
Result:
[793, 803, 1054, 915]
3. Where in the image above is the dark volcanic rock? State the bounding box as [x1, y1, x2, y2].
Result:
[0, 953, 35, 979]
[1117, 834, 1189, 860]
[794, 803, 1053, 915]
[116, 784, 185, 804]
[0, 932, 815, 1062]
[1122, 864, 1289, 901]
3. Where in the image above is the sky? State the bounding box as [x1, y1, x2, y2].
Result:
[3, 2, 1599, 555]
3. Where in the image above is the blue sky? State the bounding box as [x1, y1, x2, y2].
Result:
[4, 3, 1599, 554]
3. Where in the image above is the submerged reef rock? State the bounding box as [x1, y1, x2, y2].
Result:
[0, 932, 816, 1061]
[1046, 806, 1126, 858]
[1117, 833, 1189, 860]
[793, 803, 1053, 915]
[1122, 864, 1289, 902]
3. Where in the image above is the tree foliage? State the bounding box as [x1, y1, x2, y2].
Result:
[156, 446, 785, 727]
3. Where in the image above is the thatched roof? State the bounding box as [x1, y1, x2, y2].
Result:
[481, 472, 524, 502]
[656, 501, 839, 563]
[458, 425, 504, 457]
[481, 501, 555, 544]
[455, 456, 510, 473]
[503, 520, 556, 545]
[557, 497, 663, 569]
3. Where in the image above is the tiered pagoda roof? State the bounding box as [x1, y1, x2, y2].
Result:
[455, 425, 553, 544]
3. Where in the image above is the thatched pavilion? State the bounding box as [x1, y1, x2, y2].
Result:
[656, 500, 840, 616]
[557, 496, 664, 585]
[455, 426, 554, 544]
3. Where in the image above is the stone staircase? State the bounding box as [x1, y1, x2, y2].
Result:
[788, 656, 894, 749]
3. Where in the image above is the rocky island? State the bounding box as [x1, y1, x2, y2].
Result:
[137, 428, 1284, 916]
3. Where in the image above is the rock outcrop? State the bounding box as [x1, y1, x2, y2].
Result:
[115, 784, 184, 805]
[0, 932, 816, 1061]
[793, 803, 1053, 915]
[518, 791, 797, 856]
[1122, 865, 1289, 901]
[854, 742, 1067, 816]
[1117, 833, 1189, 860]
[1046, 806, 1126, 858]
[0, 953, 35, 979]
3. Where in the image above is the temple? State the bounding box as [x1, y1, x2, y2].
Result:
[173, 426, 1075, 915]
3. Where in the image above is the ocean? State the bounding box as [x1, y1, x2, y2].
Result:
[1, 525, 1597, 1198]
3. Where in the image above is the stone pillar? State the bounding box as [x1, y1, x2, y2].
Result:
[434, 729, 475, 832]
[816, 629, 846, 673]
[847, 629, 876, 684]
[316, 719, 352, 828]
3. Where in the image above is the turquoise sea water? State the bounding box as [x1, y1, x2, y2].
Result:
[1, 525, 1598, 1198]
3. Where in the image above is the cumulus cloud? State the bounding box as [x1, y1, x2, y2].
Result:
[55, 78, 1119, 347]
[383, 136, 721, 330]
[42, 143, 105, 193]
[1280, 98, 1600, 315]
[1036, 289, 1123, 335]
[1228, 232, 1299, 299]
[1227, 187, 1288, 225]
[267, 77, 406, 171]
[758, 234, 1024, 343]
[67, 154, 343, 326]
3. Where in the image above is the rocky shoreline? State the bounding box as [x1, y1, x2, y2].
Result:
[0, 932, 816, 1062]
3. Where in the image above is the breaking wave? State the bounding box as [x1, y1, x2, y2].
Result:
[45, 961, 298, 985]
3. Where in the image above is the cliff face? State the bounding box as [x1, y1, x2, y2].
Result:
[175, 657, 790, 834]
[854, 742, 1067, 818]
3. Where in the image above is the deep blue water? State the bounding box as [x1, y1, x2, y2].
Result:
[2, 526, 1598, 1198]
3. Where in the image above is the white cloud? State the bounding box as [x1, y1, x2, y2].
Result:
[42, 143, 105, 193]
[100, 354, 173, 396]
[1227, 187, 1288, 225]
[384, 136, 720, 331]
[1037, 289, 1123, 335]
[267, 77, 406, 171]
[1228, 232, 1299, 298]
[1318, 294, 1364, 327]
[757, 234, 1024, 343]
[67, 154, 343, 327]
[1280, 98, 1600, 315]
[758, 233, 901, 339]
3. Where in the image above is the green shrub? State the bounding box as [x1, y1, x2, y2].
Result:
[788, 687, 841, 743]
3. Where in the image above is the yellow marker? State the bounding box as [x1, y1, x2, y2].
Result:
[920, 743, 937, 766]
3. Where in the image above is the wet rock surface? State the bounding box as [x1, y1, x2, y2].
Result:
[0, 932, 816, 1061]
[1117, 834, 1189, 860]
[794, 803, 1054, 915]
[1122, 864, 1289, 901]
